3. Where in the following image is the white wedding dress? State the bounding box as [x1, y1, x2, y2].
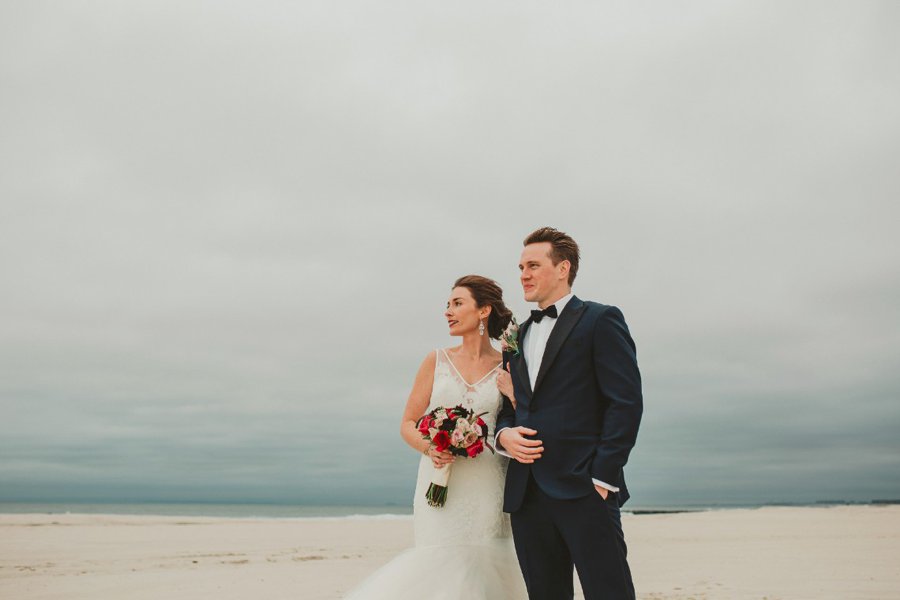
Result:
[345, 349, 527, 599]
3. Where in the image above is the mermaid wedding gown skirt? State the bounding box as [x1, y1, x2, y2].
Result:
[345, 349, 526, 599]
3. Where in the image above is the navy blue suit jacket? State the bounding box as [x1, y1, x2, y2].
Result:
[497, 296, 642, 513]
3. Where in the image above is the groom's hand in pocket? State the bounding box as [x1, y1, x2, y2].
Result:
[498, 427, 543, 463]
[593, 484, 609, 500]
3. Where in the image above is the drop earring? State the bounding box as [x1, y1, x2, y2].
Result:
[479, 319, 485, 336]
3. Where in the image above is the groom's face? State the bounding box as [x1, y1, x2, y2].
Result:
[519, 242, 569, 306]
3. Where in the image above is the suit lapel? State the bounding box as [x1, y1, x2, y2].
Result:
[512, 318, 534, 398]
[534, 296, 586, 393]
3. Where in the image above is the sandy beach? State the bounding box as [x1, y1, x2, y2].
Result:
[1, 505, 897, 599]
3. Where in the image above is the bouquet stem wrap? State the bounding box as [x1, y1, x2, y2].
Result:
[425, 462, 452, 507]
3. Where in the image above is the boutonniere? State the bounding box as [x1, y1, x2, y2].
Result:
[500, 315, 520, 356]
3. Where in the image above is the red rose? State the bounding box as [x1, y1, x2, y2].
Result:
[476, 417, 486, 428]
[433, 431, 451, 452]
[466, 439, 484, 458]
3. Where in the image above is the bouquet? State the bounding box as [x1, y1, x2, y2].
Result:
[416, 405, 494, 507]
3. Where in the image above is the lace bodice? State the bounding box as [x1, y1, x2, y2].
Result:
[427, 348, 503, 429]
[413, 348, 512, 547]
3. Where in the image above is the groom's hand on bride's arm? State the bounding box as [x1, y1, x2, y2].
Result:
[497, 427, 543, 463]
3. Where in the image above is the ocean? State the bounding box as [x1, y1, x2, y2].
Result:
[0, 502, 414, 519]
[1, 499, 878, 519]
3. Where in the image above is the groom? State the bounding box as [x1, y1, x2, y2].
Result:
[496, 227, 643, 600]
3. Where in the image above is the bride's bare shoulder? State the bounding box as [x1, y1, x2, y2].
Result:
[410, 351, 438, 390]
[421, 350, 437, 367]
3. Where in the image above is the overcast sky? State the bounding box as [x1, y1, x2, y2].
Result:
[1, 1, 898, 507]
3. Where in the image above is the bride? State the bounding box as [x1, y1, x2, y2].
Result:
[345, 275, 527, 599]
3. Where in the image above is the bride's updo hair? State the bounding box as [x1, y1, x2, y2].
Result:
[452, 275, 513, 340]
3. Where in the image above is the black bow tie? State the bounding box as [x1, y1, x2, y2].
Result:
[530, 304, 558, 323]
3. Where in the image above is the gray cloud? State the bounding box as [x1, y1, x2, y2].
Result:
[1, 1, 898, 507]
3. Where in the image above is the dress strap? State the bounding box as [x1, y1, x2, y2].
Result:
[434, 348, 447, 372]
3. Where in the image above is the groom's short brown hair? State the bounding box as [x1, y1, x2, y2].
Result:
[524, 227, 580, 286]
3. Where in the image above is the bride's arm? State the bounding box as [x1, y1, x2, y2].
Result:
[496, 366, 516, 409]
[399, 352, 454, 467]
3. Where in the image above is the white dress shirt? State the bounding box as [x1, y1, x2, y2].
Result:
[497, 292, 619, 493]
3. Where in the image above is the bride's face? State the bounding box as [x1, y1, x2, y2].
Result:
[445, 286, 487, 337]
